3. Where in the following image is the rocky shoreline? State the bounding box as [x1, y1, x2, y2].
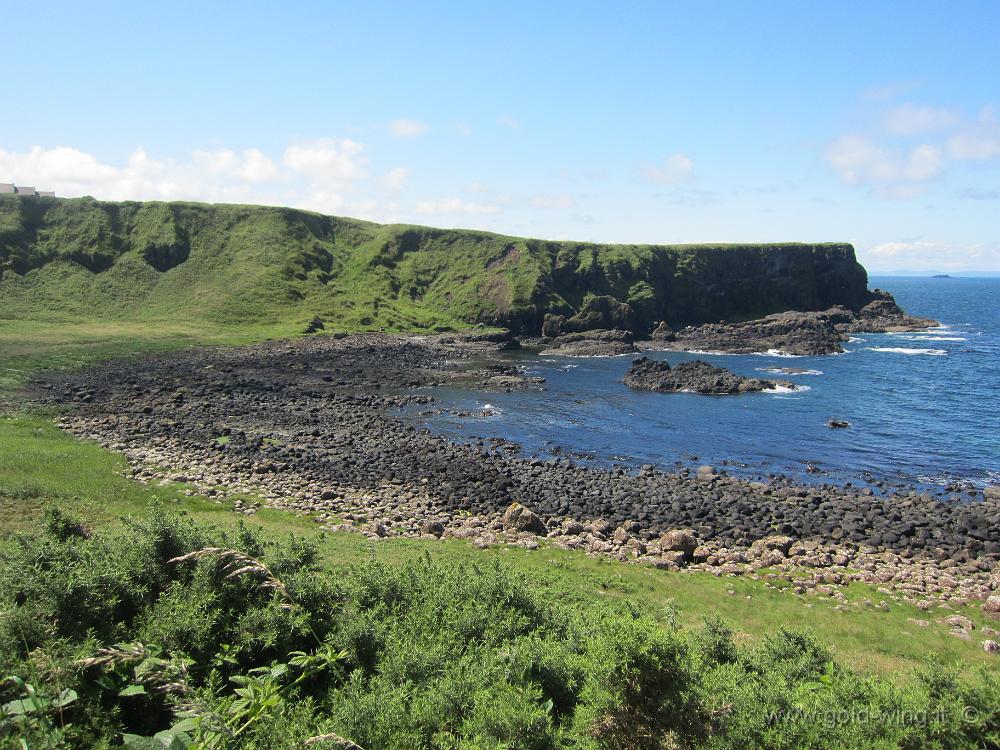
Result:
[28, 332, 1000, 635]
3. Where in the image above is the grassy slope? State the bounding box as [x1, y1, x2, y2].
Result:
[1, 195, 870, 341]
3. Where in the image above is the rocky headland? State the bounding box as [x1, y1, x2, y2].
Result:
[29, 333, 1000, 627]
[536, 290, 937, 357]
[623, 357, 794, 394]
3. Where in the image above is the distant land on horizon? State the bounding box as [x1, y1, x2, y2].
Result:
[870, 270, 1000, 278]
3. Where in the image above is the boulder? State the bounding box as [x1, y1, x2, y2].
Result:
[984, 486, 1000, 501]
[419, 520, 445, 537]
[692, 545, 712, 563]
[660, 550, 689, 566]
[502, 503, 547, 535]
[751, 535, 795, 556]
[983, 595, 1000, 620]
[659, 529, 698, 561]
[941, 615, 974, 631]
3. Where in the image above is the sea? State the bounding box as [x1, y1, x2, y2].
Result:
[402, 277, 1000, 492]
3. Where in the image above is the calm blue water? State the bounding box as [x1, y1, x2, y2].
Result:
[406, 278, 1000, 490]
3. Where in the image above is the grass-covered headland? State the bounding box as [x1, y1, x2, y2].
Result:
[3, 505, 998, 750]
[1, 194, 870, 340]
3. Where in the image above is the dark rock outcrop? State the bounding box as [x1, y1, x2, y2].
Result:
[852, 290, 938, 332]
[652, 309, 851, 355]
[650, 321, 676, 341]
[540, 329, 638, 357]
[643, 296, 937, 356]
[623, 357, 793, 394]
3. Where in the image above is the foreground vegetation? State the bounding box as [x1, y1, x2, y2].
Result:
[3, 505, 998, 750]
[1, 413, 998, 748]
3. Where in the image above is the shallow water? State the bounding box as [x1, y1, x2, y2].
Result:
[404, 277, 1000, 490]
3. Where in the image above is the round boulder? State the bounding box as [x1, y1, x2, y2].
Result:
[659, 529, 698, 561]
[502, 502, 547, 535]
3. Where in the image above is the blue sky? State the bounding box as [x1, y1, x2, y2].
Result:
[2, 1, 999, 271]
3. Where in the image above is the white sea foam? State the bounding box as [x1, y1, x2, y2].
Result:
[769, 384, 809, 394]
[756, 367, 823, 376]
[866, 347, 947, 356]
[910, 335, 966, 342]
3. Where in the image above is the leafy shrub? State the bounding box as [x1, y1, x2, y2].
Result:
[2, 507, 998, 750]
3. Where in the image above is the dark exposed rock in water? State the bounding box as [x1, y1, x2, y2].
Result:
[827, 419, 851, 429]
[851, 289, 938, 332]
[640, 291, 938, 356]
[648, 308, 851, 355]
[623, 357, 793, 394]
[540, 329, 638, 357]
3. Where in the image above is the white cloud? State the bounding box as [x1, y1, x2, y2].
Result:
[0, 140, 373, 213]
[281, 138, 367, 182]
[530, 193, 575, 209]
[414, 197, 501, 215]
[464, 181, 489, 194]
[946, 110, 1000, 160]
[642, 154, 694, 185]
[498, 116, 521, 130]
[824, 135, 943, 197]
[862, 240, 1000, 271]
[389, 118, 429, 138]
[382, 167, 409, 192]
[883, 103, 959, 135]
[192, 148, 279, 182]
[454, 122, 473, 137]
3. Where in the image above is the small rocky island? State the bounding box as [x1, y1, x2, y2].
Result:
[623, 357, 794, 394]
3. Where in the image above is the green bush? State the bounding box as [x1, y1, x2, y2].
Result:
[1, 507, 997, 750]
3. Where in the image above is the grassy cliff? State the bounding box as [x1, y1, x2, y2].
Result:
[0, 195, 870, 336]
